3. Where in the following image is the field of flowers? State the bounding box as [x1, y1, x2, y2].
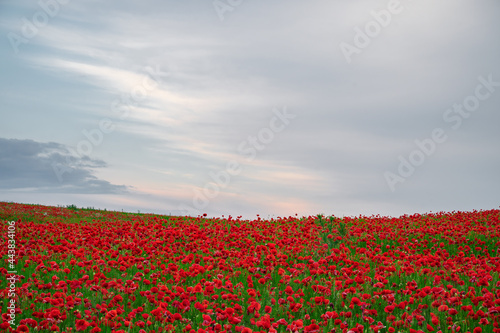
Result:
[1, 202, 500, 333]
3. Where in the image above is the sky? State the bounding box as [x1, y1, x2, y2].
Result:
[0, 0, 499, 219]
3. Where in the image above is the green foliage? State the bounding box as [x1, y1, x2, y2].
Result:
[338, 222, 348, 238]
[316, 214, 350, 250]
[66, 204, 78, 211]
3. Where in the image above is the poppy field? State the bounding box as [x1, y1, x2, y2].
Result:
[1, 202, 500, 333]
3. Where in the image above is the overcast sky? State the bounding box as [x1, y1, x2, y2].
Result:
[1, 0, 499, 219]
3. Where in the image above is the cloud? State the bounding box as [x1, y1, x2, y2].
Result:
[0, 138, 128, 194]
[1, 1, 499, 218]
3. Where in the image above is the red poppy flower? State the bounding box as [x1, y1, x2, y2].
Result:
[106, 310, 117, 320]
[304, 323, 320, 333]
[17, 325, 30, 333]
[75, 320, 90, 331]
[438, 305, 448, 312]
